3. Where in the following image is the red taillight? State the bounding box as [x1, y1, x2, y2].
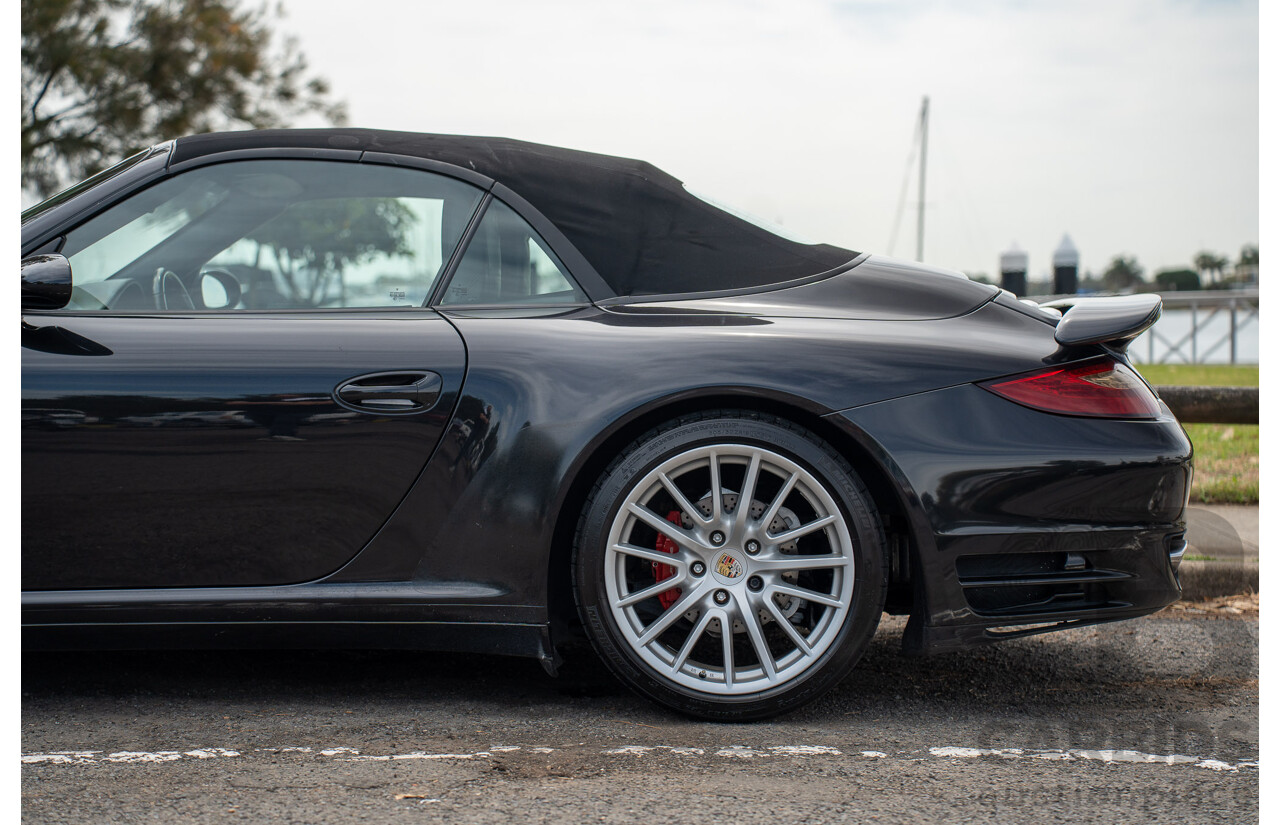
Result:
[981, 360, 1161, 419]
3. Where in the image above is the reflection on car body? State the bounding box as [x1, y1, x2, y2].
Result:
[21, 408, 91, 430]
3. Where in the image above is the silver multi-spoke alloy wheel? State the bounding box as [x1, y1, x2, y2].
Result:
[605, 444, 853, 695]
[575, 412, 885, 720]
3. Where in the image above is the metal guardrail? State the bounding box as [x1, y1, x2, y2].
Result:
[1028, 289, 1259, 364]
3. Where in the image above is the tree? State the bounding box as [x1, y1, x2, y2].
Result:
[1102, 255, 1144, 292]
[1192, 250, 1230, 285]
[1153, 268, 1200, 292]
[247, 198, 417, 307]
[22, 0, 347, 198]
[1236, 244, 1259, 283]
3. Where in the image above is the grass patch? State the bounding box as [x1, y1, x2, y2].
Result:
[1128, 365, 1259, 504]
[1131, 364, 1258, 387]
[1184, 423, 1258, 504]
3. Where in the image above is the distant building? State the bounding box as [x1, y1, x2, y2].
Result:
[1053, 234, 1079, 295]
[1000, 243, 1028, 296]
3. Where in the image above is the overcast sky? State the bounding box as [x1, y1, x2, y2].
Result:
[276, 0, 1258, 282]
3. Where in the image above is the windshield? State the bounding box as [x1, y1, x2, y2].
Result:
[21, 145, 168, 225]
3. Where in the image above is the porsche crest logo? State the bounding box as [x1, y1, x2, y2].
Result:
[716, 553, 744, 579]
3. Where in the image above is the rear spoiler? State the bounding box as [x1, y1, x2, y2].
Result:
[1038, 294, 1161, 352]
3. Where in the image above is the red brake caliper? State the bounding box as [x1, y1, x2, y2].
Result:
[652, 510, 683, 609]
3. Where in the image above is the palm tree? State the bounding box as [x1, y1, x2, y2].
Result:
[1236, 244, 1259, 284]
[1193, 251, 1230, 285]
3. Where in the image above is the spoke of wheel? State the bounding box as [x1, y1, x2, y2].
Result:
[735, 592, 777, 681]
[733, 451, 762, 533]
[708, 450, 723, 520]
[769, 582, 844, 608]
[758, 470, 798, 530]
[754, 554, 850, 571]
[670, 609, 717, 674]
[764, 597, 814, 655]
[617, 575, 686, 609]
[636, 588, 701, 647]
[612, 542, 689, 568]
[719, 613, 735, 689]
[659, 472, 710, 525]
[767, 513, 837, 545]
[626, 503, 698, 548]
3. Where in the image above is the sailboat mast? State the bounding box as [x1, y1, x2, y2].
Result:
[916, 96, 929, 262]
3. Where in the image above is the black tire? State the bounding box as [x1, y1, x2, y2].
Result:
[573, 410, 886, 721]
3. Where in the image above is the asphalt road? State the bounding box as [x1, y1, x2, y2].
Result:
[22, 609, 1258, 824]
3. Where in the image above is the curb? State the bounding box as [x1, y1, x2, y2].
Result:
[1178, 560, 1258, 601]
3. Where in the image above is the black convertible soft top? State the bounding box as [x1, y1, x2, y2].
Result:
[171, 130, 857, 298]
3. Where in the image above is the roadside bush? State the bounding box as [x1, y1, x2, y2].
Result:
[1154, 268, 1201, 291]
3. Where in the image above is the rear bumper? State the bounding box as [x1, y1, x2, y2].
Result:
[830, 382, 1193, 653]
[902, 524, 1185, 653]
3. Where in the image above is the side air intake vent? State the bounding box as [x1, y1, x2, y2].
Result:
[956, 552, 1131, 615]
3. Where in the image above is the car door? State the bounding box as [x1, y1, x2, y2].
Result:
[22, 158, 482, 591]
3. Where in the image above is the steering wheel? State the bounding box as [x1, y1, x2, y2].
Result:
[152, 268, 195, 311]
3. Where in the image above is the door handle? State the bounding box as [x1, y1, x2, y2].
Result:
[334, 371, 442, 414]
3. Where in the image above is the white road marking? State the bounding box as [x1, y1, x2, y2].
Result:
[20, 751, 100, 765]
[182, 749, 240, 759]
[20, 743, 1257, 773]
[714, 746, 769, 758]
[103, 752, 185, 763]
[929, 746, 1244, 772]
[929, 747, 1024, 758]
[604, 745, 706, 756]
[770, 745, 842, 756]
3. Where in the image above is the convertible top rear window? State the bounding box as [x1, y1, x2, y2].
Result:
[171, 130, 859, 298]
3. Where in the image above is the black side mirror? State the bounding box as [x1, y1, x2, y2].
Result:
[21, 254, 73, 311]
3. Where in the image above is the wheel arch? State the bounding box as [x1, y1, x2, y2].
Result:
[545, 389, 924, 647]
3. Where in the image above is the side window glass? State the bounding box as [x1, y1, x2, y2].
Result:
[58, 160, 483, 311]
[441, 199, 587, 306]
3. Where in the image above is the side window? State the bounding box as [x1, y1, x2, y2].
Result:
[58, 160, 484, 311]
[441, 199, 587, 306]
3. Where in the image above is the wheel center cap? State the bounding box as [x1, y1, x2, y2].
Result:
[712, 552, 745, 584]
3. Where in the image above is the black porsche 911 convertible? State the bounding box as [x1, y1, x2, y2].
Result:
[22, 130, 1191, 720]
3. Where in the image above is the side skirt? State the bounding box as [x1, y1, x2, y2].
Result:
[23, 620, 560, 674]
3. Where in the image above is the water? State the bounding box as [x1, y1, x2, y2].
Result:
[1128, 307, 1259, 365]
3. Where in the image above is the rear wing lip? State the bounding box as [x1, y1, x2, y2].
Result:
[1039, 294, 1162, 350]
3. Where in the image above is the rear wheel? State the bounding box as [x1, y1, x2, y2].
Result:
[573, 411, 886, 720]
